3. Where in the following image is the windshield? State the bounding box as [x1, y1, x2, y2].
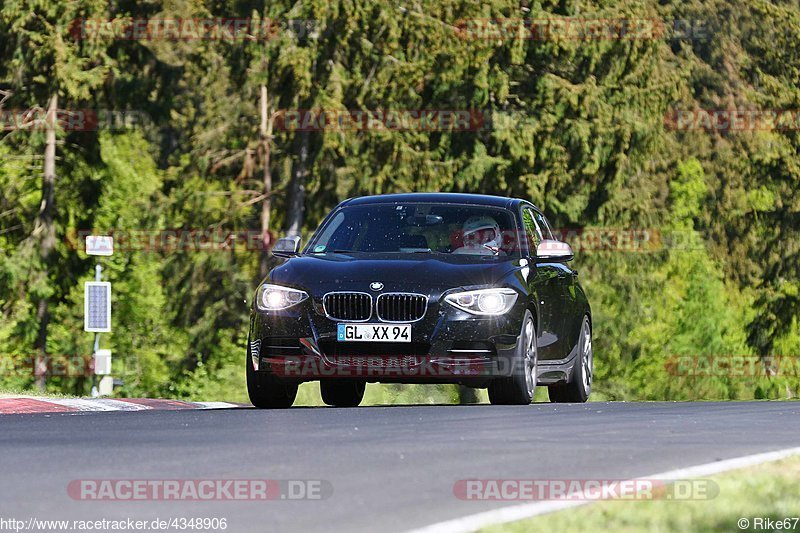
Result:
[306, 203, 519, 256]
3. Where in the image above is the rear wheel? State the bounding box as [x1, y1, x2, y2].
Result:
[549, 315, 592, 403]
[247, 353, 298, 408]
[320, 380, 366, 407]
[489, 311, 537, 405]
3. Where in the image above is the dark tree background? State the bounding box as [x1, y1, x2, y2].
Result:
[1, 0, 798, 403]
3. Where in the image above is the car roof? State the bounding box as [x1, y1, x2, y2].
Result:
[342, 192, 536, 210]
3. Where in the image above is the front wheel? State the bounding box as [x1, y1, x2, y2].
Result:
[247, 353, 298, 408]
[320, 380, 366, 407]
[549, 315, 592, 403]
[488, 311, 537, 405]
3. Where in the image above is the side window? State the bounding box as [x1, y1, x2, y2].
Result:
[532, 210, 554, 240]
[522, 208, 543, 252]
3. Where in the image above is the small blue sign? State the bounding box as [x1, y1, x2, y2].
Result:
[337, 324, 345, 341]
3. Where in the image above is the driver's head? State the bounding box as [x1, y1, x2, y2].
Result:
[462, 216, 501, 247]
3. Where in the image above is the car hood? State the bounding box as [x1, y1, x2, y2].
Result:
[269, 253, 521, 296]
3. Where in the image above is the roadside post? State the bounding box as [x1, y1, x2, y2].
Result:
[84, 236, 113, 396]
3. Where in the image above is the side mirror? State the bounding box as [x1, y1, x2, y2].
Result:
[272, 235, 301, 258]
[536, 240, 574, 262]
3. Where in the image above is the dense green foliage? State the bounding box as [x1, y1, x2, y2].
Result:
[1, 0, 798, 402]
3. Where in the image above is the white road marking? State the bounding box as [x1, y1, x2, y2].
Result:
[191, 401, 241, 409]
[408, 445, 800, 533]
[43, 399, 121, 412]
[91, 399, 152, 411]
[0, 397, 241, 414]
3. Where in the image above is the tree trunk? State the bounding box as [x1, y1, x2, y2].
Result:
[33, 93, 58, 391]
[285, 130, 309, 237]
[259, 84, 273, 279]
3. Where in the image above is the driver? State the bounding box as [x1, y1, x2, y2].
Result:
[453, 215, 504, 255]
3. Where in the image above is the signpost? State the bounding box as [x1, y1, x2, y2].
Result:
[85, 235, 114, 256]
[84, 236, 113, 396]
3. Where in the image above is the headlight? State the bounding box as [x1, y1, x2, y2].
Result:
[256, 283, 309, 311]
[444, 288, 518, 316]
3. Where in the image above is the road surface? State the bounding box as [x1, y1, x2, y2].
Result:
[1, 401, 798, 532]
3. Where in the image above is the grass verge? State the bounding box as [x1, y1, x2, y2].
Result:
[0, 388, 77, 399]
[481, 455, 800, 533]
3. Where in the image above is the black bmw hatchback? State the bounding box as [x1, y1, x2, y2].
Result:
[247, 193, 592, 407]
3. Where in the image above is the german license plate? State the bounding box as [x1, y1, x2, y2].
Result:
[337, 323, 411, 343]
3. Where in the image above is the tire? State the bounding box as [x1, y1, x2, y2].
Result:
[549, 315, 592, 403]
[320, 380, 366, 407]
[489, 311, 537, 405]
[246, 352, 298, 409]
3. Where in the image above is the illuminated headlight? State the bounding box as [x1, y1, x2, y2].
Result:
[444, 288, 518, 316]
[257, 284, 309, 311]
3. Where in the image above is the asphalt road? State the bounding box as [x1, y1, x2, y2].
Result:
[1, 401, 798, 532]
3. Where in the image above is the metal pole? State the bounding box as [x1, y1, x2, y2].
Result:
[90, 264, 102, 397]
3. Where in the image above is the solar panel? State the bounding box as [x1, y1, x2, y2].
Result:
[84, 282, 111, 332]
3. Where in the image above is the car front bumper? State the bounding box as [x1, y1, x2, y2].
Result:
[248, 294, 525, 385]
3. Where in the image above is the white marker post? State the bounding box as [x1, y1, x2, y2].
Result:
[94, 349, 113, 396]
[85, 236, 113, 397]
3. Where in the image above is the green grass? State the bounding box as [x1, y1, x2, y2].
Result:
[0, 381, 557, 406]
[295, 381, 555, 407]
[482, 456, 800, 533]
[0, 388, 77, 399]
[296, 382, 482, 406]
